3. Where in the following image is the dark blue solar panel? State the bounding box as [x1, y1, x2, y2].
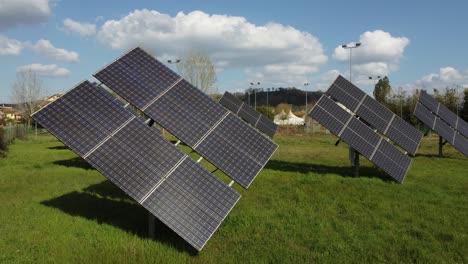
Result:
[327, 75, 422, 156]
[309, 94, 412, 183]
[419, 90, 439, 113]
[414, 102, 436, 129]
[94, 61, 163, 110]
[308, 95, 348, 135]
[453, 133, 468, 157]
[32, 81, 130, 156]
[341, 118, 380, 158]
[143, 158, 240, 251]
[219, 92, 243, 113]
[195, 113, 278, 188]
[414, 101, 468, 157]
[372, 139, 411, 183]
[238, 103, 259, 126]
[32, 79, 242, 251]
[85, 119, 185, 202]
[94, 47, 278, 189]
[256, 115, 277, 138]
[219, 92, 277, 138]
[418, 90, 468, 139]
[144, 79, 227, 146]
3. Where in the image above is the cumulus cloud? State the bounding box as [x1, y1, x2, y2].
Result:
[97, 9, 328, 87]
[27, 39, 79, 62]
[17, 63, 70, 77]
[0, 34, 23, 55]
[0, 0, 52, 31]
[333, 30, 410, 78]
[405, 67, 468, 91]
[63, 18, 96, 37]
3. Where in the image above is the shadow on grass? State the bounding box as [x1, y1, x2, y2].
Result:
[41, 181, 198, 255]
[266, 159, 394, 182]
[53, 157, 95, 170]
[48, 145, 69, 150]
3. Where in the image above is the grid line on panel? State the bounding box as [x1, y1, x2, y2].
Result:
[237, 102, 244, 114]
[254, 115, 262, 126]
[142, 77, 183, 111]
[369, 137, 384, 160]
[83, 116, 136, 158]
[384, 114, 396, 134]
[192, 111, 230, 149]
[338, 115, 354, 137]
[139, 156, 188, 204]
[354, 94, 367, 113]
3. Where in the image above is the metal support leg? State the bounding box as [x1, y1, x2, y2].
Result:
[148, 212, 156, 239]
[353, 150, 360, 177]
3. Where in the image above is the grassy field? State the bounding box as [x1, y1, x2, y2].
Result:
[0, 132, 467, 263]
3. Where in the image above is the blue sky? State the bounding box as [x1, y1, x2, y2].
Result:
[1, 0, 467, 103]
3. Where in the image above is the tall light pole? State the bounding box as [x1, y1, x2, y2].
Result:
[342, 42, 361, 177]
[266, 88, 270, 119]
[250, 82, 260, 110]
[304, 82, 309, 114]
[342, 42, 361, 82]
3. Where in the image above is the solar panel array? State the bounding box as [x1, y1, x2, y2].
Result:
[32, 80, 241, 251]
[414, 91, 468, 157]
[219, 92, 277, 138]
[326, 75, 423, 155]
[310, 95, 412, 183]
[94, 47, 278, 189]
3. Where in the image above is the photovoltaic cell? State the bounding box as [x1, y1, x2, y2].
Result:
[414, 101, 468, 157]
[32, 80, 242, 251]
[219, 92, 278, 138]
[195, 113, 278, 188]
[418, 90, 468, 138]
[326, 75, 422, 156]
[94, 47, 278, 189]
[219, 92, 243, 113]
[309, 95, 412, 182]
[256, 115, 277, 139]
[144, 79, 227, 146]
[143, 158, 240, 250]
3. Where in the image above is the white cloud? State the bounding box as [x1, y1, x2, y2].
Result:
[27, 39, 79, 62]
[17, 63, 70, 77]
[97, 9, 327, 87]
[0, 0, 52, 31]
[406, 67, 468, 91]
[333, 30, 410, 78]
[0, 34, 23, 55]
[63, 18, 96, 37]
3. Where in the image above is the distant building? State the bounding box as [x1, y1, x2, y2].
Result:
[0, 106, 23, 121]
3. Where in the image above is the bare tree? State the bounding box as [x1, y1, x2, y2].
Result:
[177, 50, 217, 93]
[11, 70, 44, 127]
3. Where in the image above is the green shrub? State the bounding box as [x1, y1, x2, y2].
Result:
[0, 128, 7, 157]
[15, 124, 27, 140]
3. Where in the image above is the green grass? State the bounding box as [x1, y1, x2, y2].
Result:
[0, 133, 467, 263]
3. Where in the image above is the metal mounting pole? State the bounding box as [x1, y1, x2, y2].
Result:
[353, 150, 360, 177]
[438, 135, 448, 158]
[148, 213, 156, 238]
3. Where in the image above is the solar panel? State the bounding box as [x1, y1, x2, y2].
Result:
[419, 90, 468, 138]
[326, 75, 422, 155]
[94, 47, 278, 189]
[32, 80, 241, 251]
[309, 95, 412, 182]
[414, 102, 468, 157]
[219, 92, 278, 138]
